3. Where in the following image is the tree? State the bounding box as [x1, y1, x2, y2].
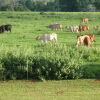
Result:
[34, 1, 47, 11]
[59, 0, 80, 11]
[25, 0, 34, 10]
[59, 0, 98, 12]
[94, 1, 100, 11]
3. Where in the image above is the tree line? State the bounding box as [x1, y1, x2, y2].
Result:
[0, 0, 100, 12]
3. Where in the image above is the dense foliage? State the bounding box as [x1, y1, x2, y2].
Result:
[0, 0, 100, 12]
[0, 44, 100, 81]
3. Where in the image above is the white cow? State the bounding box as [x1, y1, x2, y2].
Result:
[36, 33, 57, 43]
[66, 26, 79, 33]
[94, 25, 100, 30]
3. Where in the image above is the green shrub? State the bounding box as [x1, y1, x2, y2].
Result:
[0, 64, 5, 80]
[0, 44, 99, 81]
[14, 4, 30, 11]
[31, 44, 83, 80]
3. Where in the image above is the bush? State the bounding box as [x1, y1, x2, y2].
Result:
[0, 5, 14, 11]
[0, 44, 99, 81]
[82, 64, 100, 79]
[31, 44, 83, 80]
[0, 44, 83, 80]
[14, 4, 30, 11]
[1, 53, 28, 80]
[40, 11, 47, 15]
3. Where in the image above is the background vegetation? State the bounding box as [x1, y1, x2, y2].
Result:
[0, 0, 100, 12]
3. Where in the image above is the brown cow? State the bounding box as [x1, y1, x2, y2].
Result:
[81, 18, 89, 23]
[87, 34, 95, 45]
[78, 25, 90, 34]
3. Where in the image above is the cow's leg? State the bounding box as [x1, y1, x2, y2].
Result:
[54, 38, 57, 42]
[9, 29, 11, 32]
[76, 39, 80, 47]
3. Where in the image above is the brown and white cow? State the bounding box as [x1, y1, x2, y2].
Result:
[76, 34, 94, 47]
[66, 25, 79, 33]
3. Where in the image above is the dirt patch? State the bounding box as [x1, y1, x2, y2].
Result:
[95, 79, 100, 82]
[56, 90, 64, 94]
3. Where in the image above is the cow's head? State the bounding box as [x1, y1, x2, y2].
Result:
[36, 36, 40, 40]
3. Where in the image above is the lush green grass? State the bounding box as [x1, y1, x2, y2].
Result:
[0, 12, 100, 47]
[0, 12, 100, 80]
[0, 79, 100, 100]
[0, 12, 100, 99]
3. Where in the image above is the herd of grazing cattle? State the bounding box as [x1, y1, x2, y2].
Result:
[36, 18, 97, 47]
[0, 18, 99, 47]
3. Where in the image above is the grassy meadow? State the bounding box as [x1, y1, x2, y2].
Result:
[0, 11, 100, 100]
[0, 12, 100, 79]
[0, 79, 100, 100]
[0, 12, 100, 47]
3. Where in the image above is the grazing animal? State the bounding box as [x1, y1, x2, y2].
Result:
[87, 34, 95, 45]
[36, 33, 57, 43]
[78, 25, 90, 34]
[0, 25, 5, 33]
[93, 25, 100, 30]
[47, 24, 62, 30]
[4, 24, 12, 32]
[0, 24, 12, 33]
[66, 25, 79, 33]
[77, 34, 94, 47]
[81, 18, 89, 23]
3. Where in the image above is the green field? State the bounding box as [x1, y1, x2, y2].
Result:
[0, 12, 100, 80]
[0, 11, 100, 100]
[0, 79, 100, 100]
[0, 12, 100, 47]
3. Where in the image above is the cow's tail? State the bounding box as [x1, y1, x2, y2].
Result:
[84, 37, 89, 46]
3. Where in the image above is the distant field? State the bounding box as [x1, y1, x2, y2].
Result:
[0, 12, 100, 80]
[0, 12, 100, 47]
[0, 79, 100, 100]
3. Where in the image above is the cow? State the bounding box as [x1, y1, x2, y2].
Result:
[66, 25, 79, 33]
[87, 34, 95, 45]
[0, 25, 5, 33]
[47, 24, 62, 30]
[93, 25, 100, 30]
[78, 25, 90, 34]
[36, 33, 57, 43]
[0, 24, 12, 33]
[4, 24, 12, 32]
[76, 34, 94, 47]
[81, 18, 89, 23]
